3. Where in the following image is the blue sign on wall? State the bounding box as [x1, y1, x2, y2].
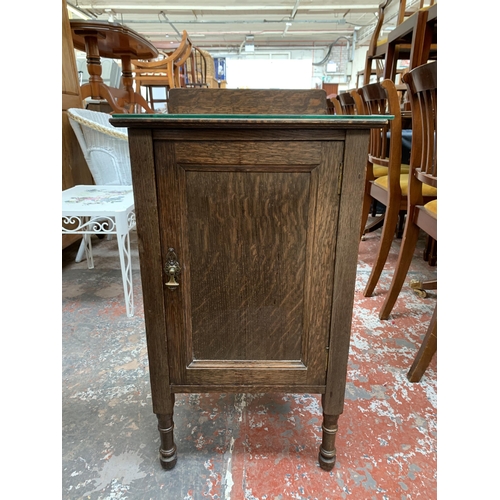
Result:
[213, 57, 226, 81]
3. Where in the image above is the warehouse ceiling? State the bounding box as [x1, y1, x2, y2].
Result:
[66, 0, 411, 54]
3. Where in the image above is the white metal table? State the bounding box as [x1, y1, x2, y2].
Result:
[62, 185, 136, 317]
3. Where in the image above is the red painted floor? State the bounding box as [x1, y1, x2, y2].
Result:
[62, 223, 437, 499]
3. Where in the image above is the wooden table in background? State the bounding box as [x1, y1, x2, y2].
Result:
[70, 20, 159, 113]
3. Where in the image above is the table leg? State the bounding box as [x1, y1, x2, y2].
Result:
[120, 55, 155, 114]
[74, 217, 94, 268]
[82, 233, 94, 269]
[157, 398, 177, 470]
[115, 214, 134, 317]
[318, 413, 339, 471]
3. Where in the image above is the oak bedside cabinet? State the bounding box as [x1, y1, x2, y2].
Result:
[111, 90, 389, 471]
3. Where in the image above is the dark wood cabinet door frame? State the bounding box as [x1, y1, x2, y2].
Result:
[153, 132, 346, 391]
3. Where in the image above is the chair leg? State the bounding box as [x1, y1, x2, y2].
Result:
[363, 202, 400, 297]
[364, 214, 385, 235]
[75, 237, 86, 263]
[409, 278, 437, 298]
[81, 234, 94, 269]
[423, 236, 437, 266]
[407, 307, 437, 382]
[395, 210, 406, 238]
[116, 218, 134, 318]
[360, 190, 375, 240]
[379, 220, 421, 319]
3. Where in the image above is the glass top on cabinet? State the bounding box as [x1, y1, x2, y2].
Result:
[112, 114, 393, 121]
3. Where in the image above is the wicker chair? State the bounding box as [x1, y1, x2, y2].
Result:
[67, 108, 133, 263]
[67, 108, 131, 186]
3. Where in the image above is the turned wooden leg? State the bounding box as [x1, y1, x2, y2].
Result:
[318, 413, 339, 471]
[157, 400, 177, 470]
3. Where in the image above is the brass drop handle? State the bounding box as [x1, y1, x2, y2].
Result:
[165, 248, 181, 291]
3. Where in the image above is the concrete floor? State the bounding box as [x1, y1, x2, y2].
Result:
[62, 223, 437, 499]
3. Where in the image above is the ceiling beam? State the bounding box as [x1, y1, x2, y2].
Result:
[76, 4, 380, 13]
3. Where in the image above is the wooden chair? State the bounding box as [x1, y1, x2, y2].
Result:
[132, 30, 192, 110]
[327, 96, 342, 115]
[337, 92, 358, 115]
[378, 61, 437, 381]
[379, 61, 437, 317]
[184, 46, 209, 88]
[357, 78, 437, 298]
[363, 0, 392, 86]
[383, 2, 437, 82]
[363, 0, 436, 85]
[348, 88, 388, 227]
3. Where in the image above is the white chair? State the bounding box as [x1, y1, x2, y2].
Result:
[68, 107, 132, 263]
[67, 108, 131, 186]
[65, 108, 136, 317]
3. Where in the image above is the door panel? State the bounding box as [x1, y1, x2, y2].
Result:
[155, 139, 344, 387]
[186, 170, 309, 361]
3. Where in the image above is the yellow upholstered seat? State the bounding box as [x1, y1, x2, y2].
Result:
[373, 173, 437, 197]
[423, 199, 437, 217]
[373, 163, 410, 177]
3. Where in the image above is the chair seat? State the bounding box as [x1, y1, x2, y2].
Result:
[373, 173, 438, 197]
[423, 199, 437, 217]
[373, 163, 410, 177]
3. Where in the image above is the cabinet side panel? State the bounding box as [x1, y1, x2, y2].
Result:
[303, 140, 344, 384]
[324, 129, 370, 415]
[128, 130, 173, 413]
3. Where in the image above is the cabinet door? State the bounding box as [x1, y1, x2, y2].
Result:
[156, 135, 345, 389]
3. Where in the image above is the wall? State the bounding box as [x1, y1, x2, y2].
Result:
[209, 43, 368, 91]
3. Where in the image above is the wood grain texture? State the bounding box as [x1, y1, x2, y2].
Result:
[303, 141, 344, 385]
[154, 140, 189, 386]
[114, 111, 383, 470]
[168, 88, 328, 115]
[174, 141, 321, 166]
[152, 129, 346, 142]
[127, 129, 174, 415]
[153, 133, 341, 387]
[323, 129, 370, 415]
[186, 170, 309, 361]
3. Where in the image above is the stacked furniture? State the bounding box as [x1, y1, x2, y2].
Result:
[356, 1, 438, 381]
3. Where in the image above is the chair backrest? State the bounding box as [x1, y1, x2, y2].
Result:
[167, 89, 328, 114]
[357, 79, 403, 188]
[173, 40, 193, 88]
[337, 92, 358, 115]
[184, 46, 208, 87]
[397, 0, 436, 25]
[327, 96, 342, 115]
[67, 108, 132, 186]
[402, 61, 437, 190]
[133, 30, 191, 90]
[367, 0, 392, 58]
